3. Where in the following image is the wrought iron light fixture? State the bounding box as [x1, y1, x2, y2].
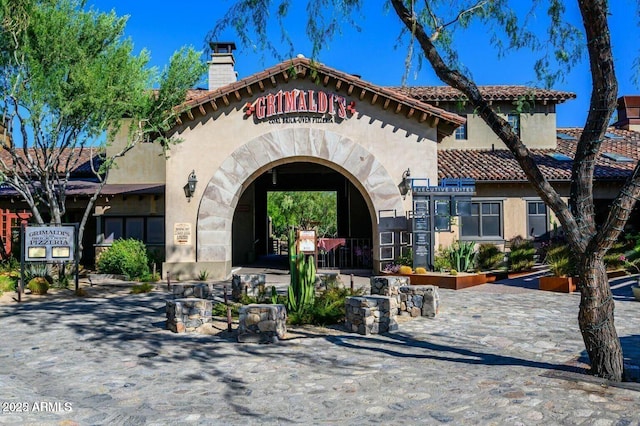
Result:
[398, 168, 411, 198]
[184, 170, 198, 201]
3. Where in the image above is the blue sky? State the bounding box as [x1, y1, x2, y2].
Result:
[90, 0, 639, 128]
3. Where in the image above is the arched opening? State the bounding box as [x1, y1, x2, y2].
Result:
[231, 161, 373, 269]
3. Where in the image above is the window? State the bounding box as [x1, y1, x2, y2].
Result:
[455, 117, 467, 140]
[527, 201, 547, 238]
[434, 199, 451, 232]
[507, 113, 520, 137]
[101, 216, 164, 245]
[460, 201, 502, 238]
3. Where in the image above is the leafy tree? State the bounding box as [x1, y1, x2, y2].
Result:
[267, 191, 337, 238]
[212, 0, 640, 381]
[0, 0, 205, 259]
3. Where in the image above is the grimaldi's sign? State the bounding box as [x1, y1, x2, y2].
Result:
[245, 89, 356, 123]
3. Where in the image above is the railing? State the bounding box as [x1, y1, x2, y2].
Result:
[269, 237, 373, 269]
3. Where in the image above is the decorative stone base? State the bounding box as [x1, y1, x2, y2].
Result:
[172, 283, 210, 299]
[398, 285, 440, 318]
[345, 296, 398, 335]
[238, 304, 287, 343]
[232, 274, 266, 301]
[166, 298, 213, 333]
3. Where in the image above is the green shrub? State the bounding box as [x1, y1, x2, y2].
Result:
[96, 239, 150, 279]
[433, 245, 453, 272]
[288, 286, 363, 326]
[476, 243, 504, 271]
[139, 272, 161, 283]
[27, 277, 49, 295]
[448, 240, 476, 272]
[131, 283, 154, 294]
[0, 274, 17, 292]
[212, 301, 241, 317]
[0, 257, 20, 273]
[508, 236, 535, 272]
[197, 270, 210, 281]
[544, 243, 576, 277]
[24, 263, 53, 284]
[397, 249, 413, 266]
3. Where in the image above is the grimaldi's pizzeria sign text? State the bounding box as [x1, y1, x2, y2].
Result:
[245, 89, 356, 123]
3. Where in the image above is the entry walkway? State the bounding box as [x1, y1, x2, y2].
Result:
[0, 272, 638, 424]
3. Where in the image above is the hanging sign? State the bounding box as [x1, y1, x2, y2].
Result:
[298, 230, 317, 254]
[245, 89, 356, 123]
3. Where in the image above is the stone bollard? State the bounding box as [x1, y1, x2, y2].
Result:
[231, 274, 266, 301]
[238, 304, 287, 343]
[344, 296, 398, 335]
[370, 275, 410, 297]
[172, 283, 210, 299]
[166, 298, 213, 333]
[398, 285, 440, 318]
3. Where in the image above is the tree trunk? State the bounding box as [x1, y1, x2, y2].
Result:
[577, 254, 624, 380]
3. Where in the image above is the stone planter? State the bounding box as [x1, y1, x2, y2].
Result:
[539, 276, 577, 293]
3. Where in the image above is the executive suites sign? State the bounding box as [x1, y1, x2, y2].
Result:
[245, 89, 356, 123]
[24, 225, 76, 262]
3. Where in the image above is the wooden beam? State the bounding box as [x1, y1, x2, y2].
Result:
[419, 112, 428, 123]
[246, 85, 253, 96]
[430, 116, 440, 128]
[323, 75, 330, 86]
[371, 94, 378, 105]
[282, 71, 289, 81]
[210, 100, 218, 111]
[395, 102, 402, 114]
[347, 85, 354, 95]
[360, 89, 366, 100]
[187, 109, 194, 120]
[222, 95, 229, 106]
[234, 90, 241, 101]
[258, 80, 265, 91]
[383, 98, 390, 110]
[336, 80, 342, 91]
[407, 108, 415, 119]
[176, 115, 182, 125]
[270, 76, 277, 86]
[198, 105, 206, 116]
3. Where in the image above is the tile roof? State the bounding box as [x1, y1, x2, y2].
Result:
[438, 127, 640, 182]
[394, 85, 576, 104]
[0, 148, 100, 177]
[178, 57, 466, 136]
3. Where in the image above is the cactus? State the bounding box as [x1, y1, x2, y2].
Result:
[449, 241, 476, 272]
[399, 265, 413, 274]
[415, 267, 428, 274]
[286, 228, 316, 313]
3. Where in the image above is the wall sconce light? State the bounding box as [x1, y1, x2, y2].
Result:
[271, 168, 277, 186]
[398, 168, 411, 198]
[184, 170, 198, 201]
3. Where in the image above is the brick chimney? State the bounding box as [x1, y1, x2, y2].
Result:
[207, 42, 237, 91]
[614, 95, 640, 131]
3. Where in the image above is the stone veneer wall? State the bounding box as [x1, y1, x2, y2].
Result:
[345, 296, 398, 335]
[231, 274, 266, 301]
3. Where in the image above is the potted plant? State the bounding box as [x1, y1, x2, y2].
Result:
[539, 243, 577, 293]
[619, 254, 640, 301]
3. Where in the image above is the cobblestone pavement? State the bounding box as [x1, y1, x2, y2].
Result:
[1, 269, 639, 425]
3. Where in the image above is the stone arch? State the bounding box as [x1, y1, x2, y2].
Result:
[196, 127, 405, 263]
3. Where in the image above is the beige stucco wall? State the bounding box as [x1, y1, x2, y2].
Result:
[438, 103, 558, 149]
[160, 79, 440, 278]
[106, 119, 166, 184]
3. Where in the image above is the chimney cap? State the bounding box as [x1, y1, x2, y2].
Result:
[209, 41, 237, 54]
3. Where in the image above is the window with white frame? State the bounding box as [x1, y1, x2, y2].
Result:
[527, 201, 548, 238]
[455, 117, 468, 140]
[507, 113, 520, 137]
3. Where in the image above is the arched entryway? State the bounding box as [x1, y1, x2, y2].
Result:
[196, 128, 405, 275]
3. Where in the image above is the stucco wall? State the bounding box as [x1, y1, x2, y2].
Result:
[437, 103, 558, 150]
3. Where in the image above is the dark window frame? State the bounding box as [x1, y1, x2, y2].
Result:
[460, 200, 503, 240]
